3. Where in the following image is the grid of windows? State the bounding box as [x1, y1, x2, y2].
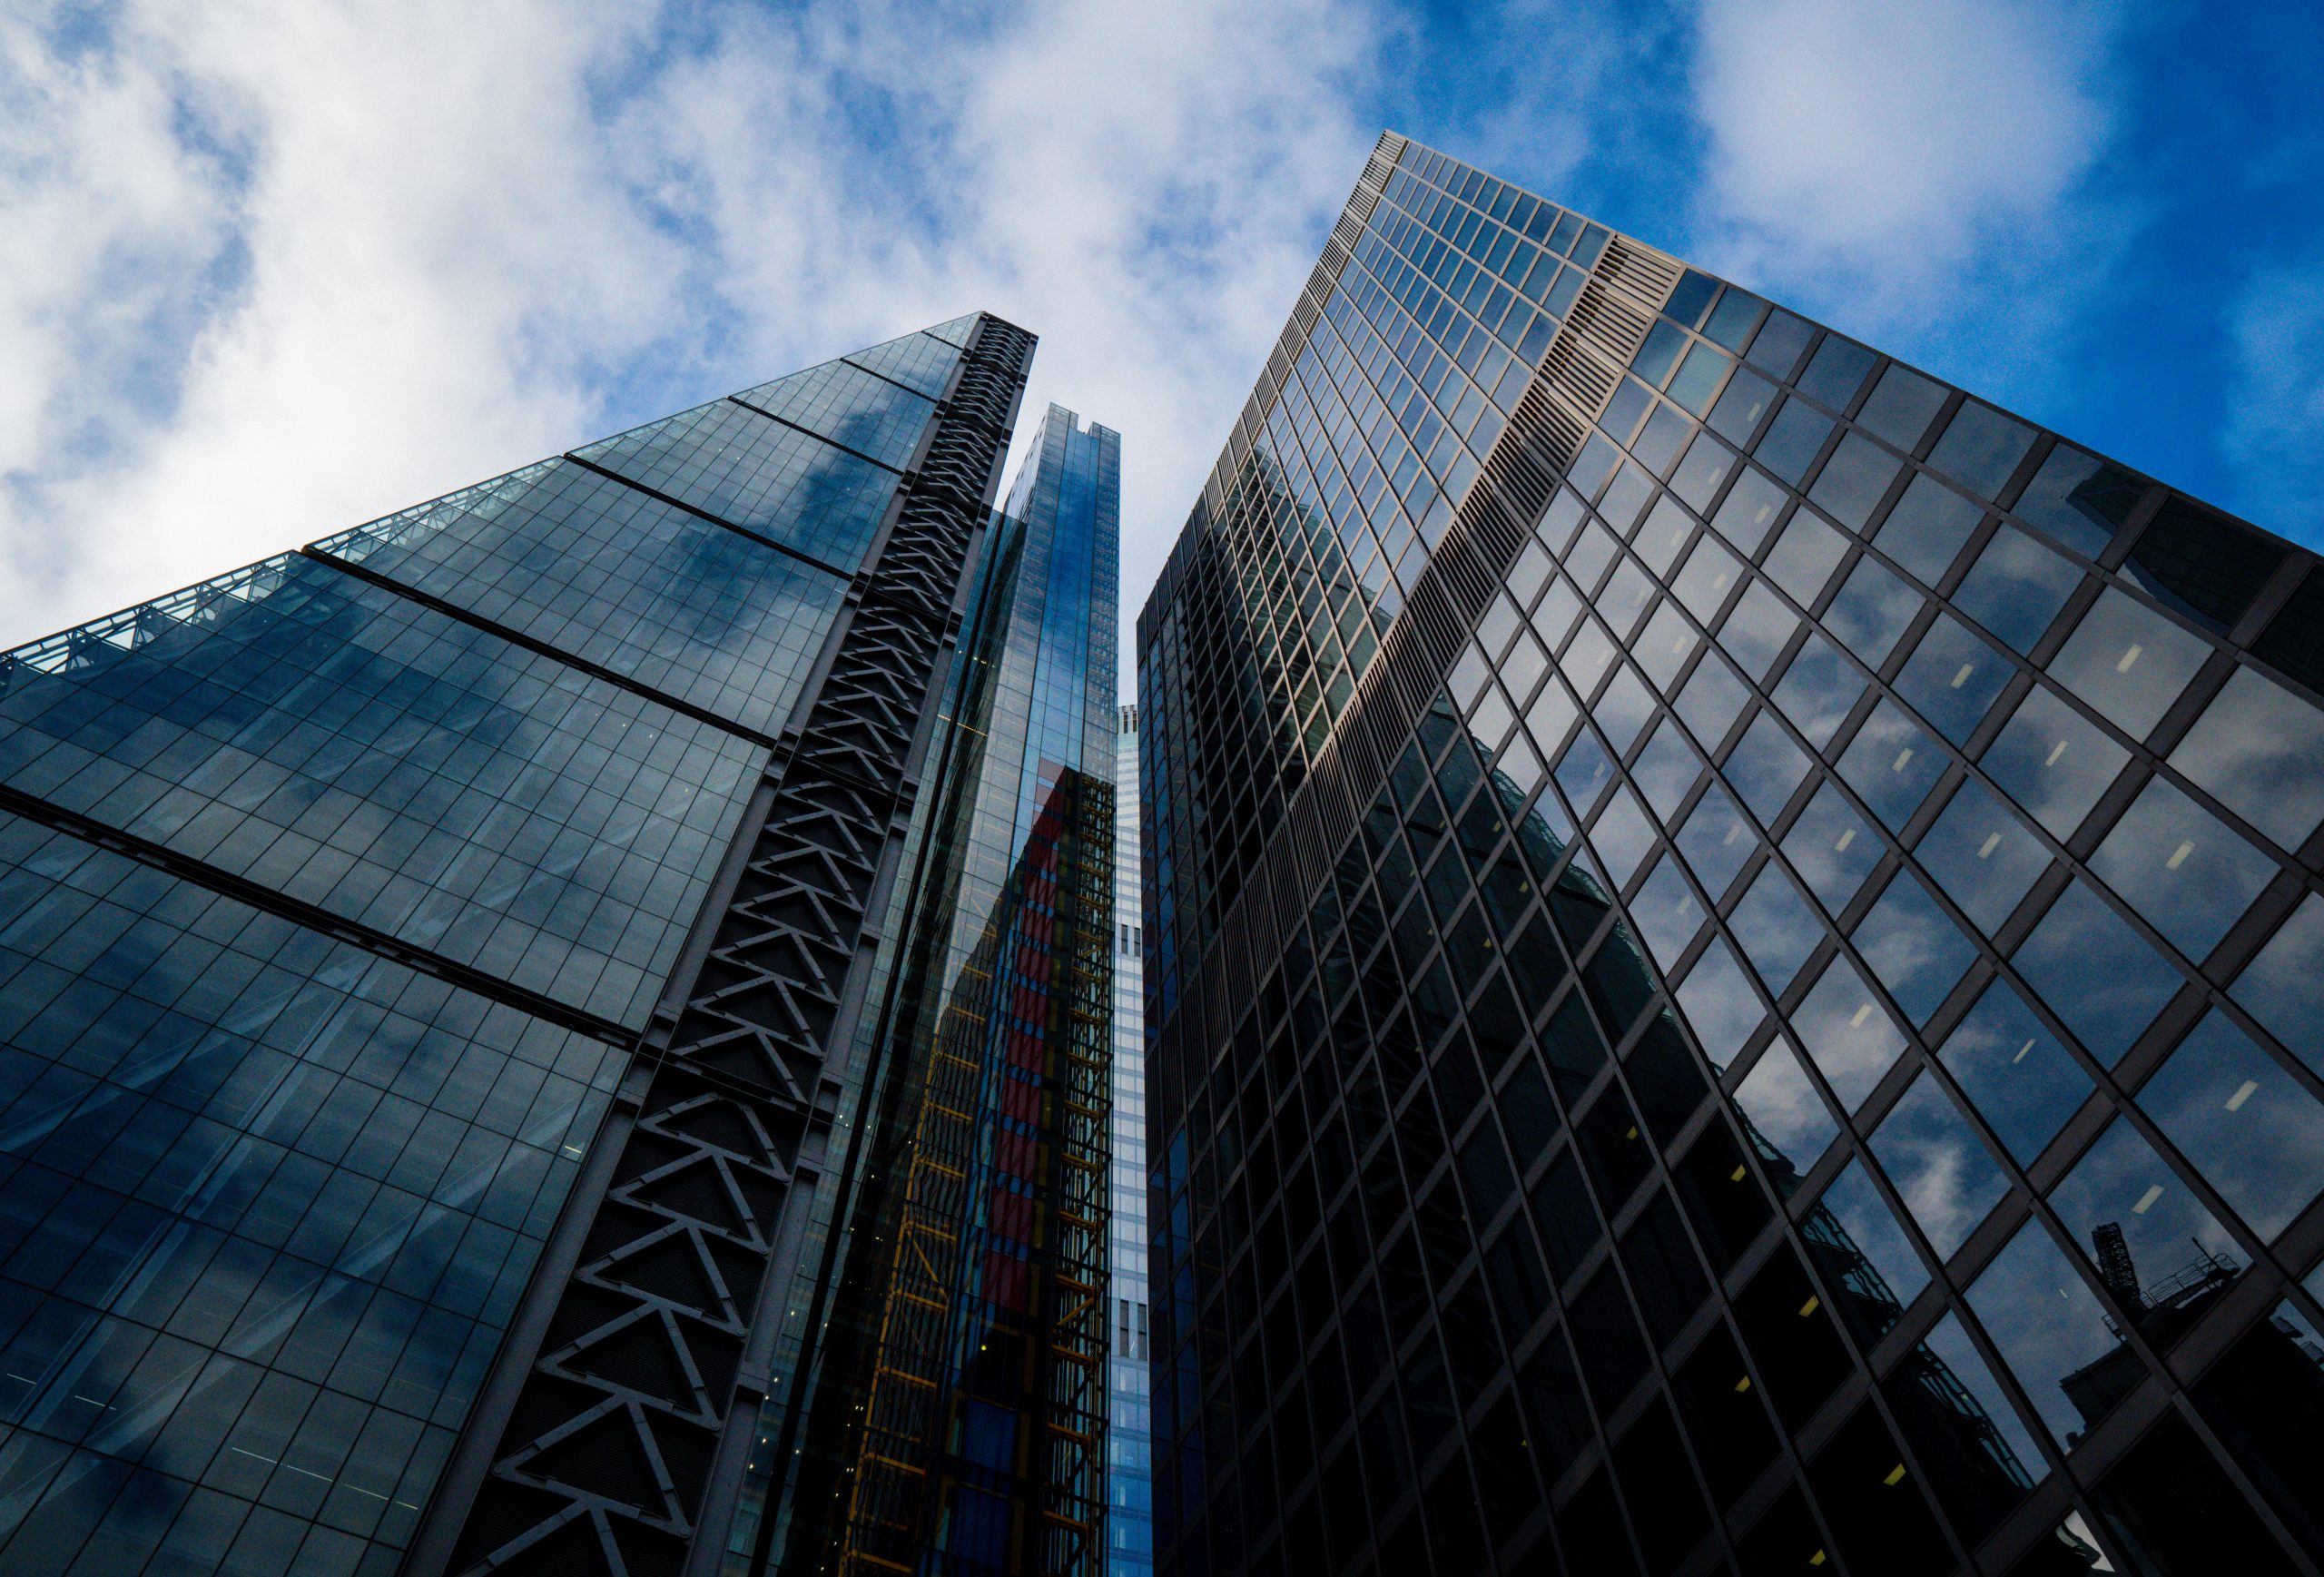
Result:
[1111, 706, 1155, 1577]
[0, 813, 621, 1575]
[1139, 134, 2324, 1577]
[0, 324, 970, 1575]
[575, 396, 899, 572]
[318, 457, 847, 737]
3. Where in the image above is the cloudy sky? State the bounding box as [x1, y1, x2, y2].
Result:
[4, 0, 2319, 690]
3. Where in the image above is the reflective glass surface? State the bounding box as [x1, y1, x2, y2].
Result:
[0, 557, 755, 1028]
[0, 813, 616, 1574]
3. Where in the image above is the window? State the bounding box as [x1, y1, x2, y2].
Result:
[1981, 684, 2129, 842]
[2137, 1010, 2324, 1240]
[1927, 400, 2034, 499]
[1734, 1037, 1838, 1183]
[1790, 953, 1908, 1109]
[2013, 442, 2145, 558]
[1870, 1071, 2011, 1258]
[1837, 699, 1946, 832]
[1876, 472, 1982, 586]
[1784, 781, 1884, 916]
[1756, 397, 1836, 488]
[1894, 613, 2014, 745]
[1823, 554, 1921, 667]
[1808, 432, 1905, 531]
[2089, 776, 2275, 960]
[1798, 334, 1877, 410]
[1731, 863, 1826, 994]
[2168, 665, 2324, 853]
[1853, 871, 1977, 1026]
[1937, 980, 2092, 1164]
[2011, 881, 2181, 1063]
[1915, 779, 2050, 935]
[1953, 523, 2081, 654]
[1811, 1158, 1929, 1340]
[1855, 363, 1948, 453]
[2048, 588, 2211, 742]
[1965, 1217, 2130, 1449]
[2231, 895, 2324, 1076]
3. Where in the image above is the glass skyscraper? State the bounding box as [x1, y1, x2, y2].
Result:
[0, 316, 1133, 1577]
[1108, 705, 1155, 1577]
[1138, 132, 2324, 1577]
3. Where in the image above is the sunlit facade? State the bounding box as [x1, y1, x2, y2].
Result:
[1108, 705, 1156, 1577]
[1138, 132, 2324, 1577]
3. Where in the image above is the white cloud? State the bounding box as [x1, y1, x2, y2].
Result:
[1689, 0, 2118, 321]
[0, 0, 1392, 692]
[2222, 250, 2324, 542]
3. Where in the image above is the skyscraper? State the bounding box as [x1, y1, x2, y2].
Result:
[1108, 705, 1156, 1577]
[0, 315, 1135, 1577]
[1137, 132, 2324, 1577]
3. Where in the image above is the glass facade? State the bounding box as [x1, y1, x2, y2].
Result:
[1137, 133, 2324, 1577]
[0, 317, 1064, 1577]
[725, 405, 1120, 1577]
[1111, 705, 1156, 1577]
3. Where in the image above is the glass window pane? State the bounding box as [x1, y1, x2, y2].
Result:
[1718, 579, 1800, 682]
[1870, 1072, 2012, 1259]
[1928, 401, 2034, 500]
[1894, 613, 2014, 745]
[1853, 872, 1977, 1027]
[1823, 554, 1921, 667]
[1831, 557, 1924, 673]
[1708, 365, 1777, 446]
[1856, 365, 1948, 453]
[2012, 881, 2181, 1063]
[1772, 634, 1866, 750]
[2168, 666, 2324, 853]
[1798, 335, 1877, 409]
[1981, 684, 2129, 842]
[1631, 854, 1707, 971]
[1634, 602, 1699, 694]
[2049, 1115, 2239, 1310]
[1808, 1159, 1928, 1343]
[2089, 776, 2276, 960]
[1915, 779, 2051, 935]
[2122, 497, 2284, 637]
[1966, 1220, 2129, 1450]
[1629, 718, 1701, 823]
[1677, 783, 1756, 900]
[1757, 397, 1835, 488]
[1672, 535, 1744, 625]
[1784, 781, 1883, 916]
[2014, 443, 2145, 558]
[1730, 864, 1825, 995]
[1676, 935, 1765, 1069]
[1747, 309, 1815, 379]
[1639, 493, 1700, 574]
[2048, 588, 2211, 742]
[1875, 472, 1982, 587]
[1669, 343, 1735, 417]
[1724, 709, 1813, 822]
[1713, 466, 1790, 554]
[1894, 1311, 2050, 1537]
[1676, 653, 1749, 750]
[1837, 700, 1946, 831]
[1938, 980, 2093, 1166]
[1766, 511, 1849, 605]
[2232, 895, 2324, 1077]
[2137, 1010, 2324, 1240]
[1809, 433, 1905, 533]
[1588, 784, 1658, 890]
[1734, 1039, 1837, 1186]
[1948, 528, 2078, 660]
[1792, 953, 1909, 1109]
[1705, 288, 1766, 351]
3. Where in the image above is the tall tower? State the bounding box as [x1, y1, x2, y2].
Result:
[1137, 133, 2324, 1577]
[1108, 704, 1155, 1577]
[0, 315, 1118, 1577]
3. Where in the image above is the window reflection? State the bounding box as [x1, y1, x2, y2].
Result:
[1837, 700, 1945, 832]
[2232, 894, 2324, 1077]
[2049, 1116, 2239, 1335]
[1784, 781, 1883, 916]
[1870, 1072, 2011, 1259]
[1807, 1159, 1929, 1344]
[1966, 1219, 2130, 1450]
[1915, 779, 2051, 935]
[1980, 684, 2128, 842]
[1927, 401, 2034, 500]
[1729, 863, 1824, 995]
[1677, 935, 1766, 1068]
[1952, 523, 2082, 655]
[1876, 473, 1983, 588]
[1895, 614, 2013, 745]
[1733, 1038, 1837, 1192]
[1724, 709, 1812, 822]
[2088, 776, 2275, 960]
[1937, 981, 2092, 1165]
[2047, 588, 2211, 742]
[2011, 881, 2181, 1063]
[1677, 783, 1756, 900]
[1852, 871, 1977, 1027]
[2013, 443, 2145, 558]
[2137, 1010, 2324, 1240]
[2167, 666, 2324, 854]
[1790, 954, 1908, 1109]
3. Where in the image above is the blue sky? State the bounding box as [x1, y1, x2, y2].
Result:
[3, 0, 2319, 690]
